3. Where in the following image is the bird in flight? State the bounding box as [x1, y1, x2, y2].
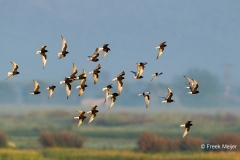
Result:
[6, 61, 20, 80]
[156, 42, 167, 60]
[180, 121, 193, 138]
[138, 92, 151, 108]
[74, 110, 87, 127]
[36, 45, 48, 68]
[160, 87, 175, 103]
[58, 35, 69, 59]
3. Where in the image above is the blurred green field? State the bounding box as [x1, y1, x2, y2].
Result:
[1, 106, 240, 150]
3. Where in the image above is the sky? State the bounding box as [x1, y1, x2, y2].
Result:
[0, 0, 240, 88]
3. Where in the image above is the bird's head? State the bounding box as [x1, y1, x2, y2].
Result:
[113, 93, 119, 96]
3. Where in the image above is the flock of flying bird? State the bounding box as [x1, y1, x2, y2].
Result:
[6, 36, 199, 138]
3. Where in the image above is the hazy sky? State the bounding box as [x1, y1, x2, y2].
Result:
[1, 1, 240, 87]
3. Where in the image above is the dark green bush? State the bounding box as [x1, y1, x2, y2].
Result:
[179, 137, 203, 151]
[39, 131, 85, 148]
[0, 133, 7, 147]
[210, 134, 240, 151]
[138, 132, 203, 152]
[39, 131, 55, 147]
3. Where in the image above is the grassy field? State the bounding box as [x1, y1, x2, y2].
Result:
[0, 148, 240, 160]
[0, 107, 239, 150]
[0, 106, 239, 159]
[0, 149, 43, 160]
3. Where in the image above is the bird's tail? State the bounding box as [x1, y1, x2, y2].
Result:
[180, 124, 185, 127]
[76, 85, 81, 89]
[132, 76, 137, 79]
[89, 71, 93, 74]
[74, 117, 79, 120]
[8, 72, 13, 76]
[36, 51, 41, 54]
[156, 46, 160, 49]
[108, 95, 113, 98]
[46, 87, 50, 90]
[112, 78, 117, 81]
[30, 92, 34, 95]
[138, 94, 142, 96]
[102, 87, 107, 91]
[87, 56, 92, 61]
[58, 52, 62, 57]
[60, 81, 65, 84]
[86, 111, 92, 114]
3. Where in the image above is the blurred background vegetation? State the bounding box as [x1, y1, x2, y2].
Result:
[0, 68, 240, 159]
[0, 68, 240, 107]
[0, 107, 240, 159]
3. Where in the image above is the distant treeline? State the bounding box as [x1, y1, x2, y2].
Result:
[1, 68, 240, 107]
